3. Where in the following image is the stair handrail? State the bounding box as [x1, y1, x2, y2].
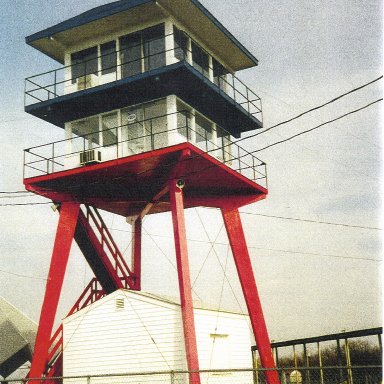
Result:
[84, 206, 133, 287]
[45, 278, 105, 372]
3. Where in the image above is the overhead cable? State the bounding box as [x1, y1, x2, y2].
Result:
[236, 75, 383, 143]
[253, 98, 383, 153]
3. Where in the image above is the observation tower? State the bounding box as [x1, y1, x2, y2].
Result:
[23, 1, 279, 383]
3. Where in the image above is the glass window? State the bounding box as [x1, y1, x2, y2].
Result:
[71, 117, 100, 147]
[101, 41, 117, 75]
[192, 41, 209, 77]
[120, 24, 165, 78]
[122, 107, 145, 154]
[143, 24, 166, 71]
[71, 47, 98, 84]
[217, 126, 232, 162]
[176, 100, 192, 139]
[213, 58, 229, 90]
[173, 26, 188, 61]
[195, 114, 212, 145]
[101, 113, 118, 146]
[120, 32, 142, 77]
[143, 99, 167, 149]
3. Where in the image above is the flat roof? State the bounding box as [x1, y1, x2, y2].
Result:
[26, 0, 258, 71]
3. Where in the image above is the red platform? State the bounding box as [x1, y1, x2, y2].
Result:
[24, 142, 267, 218]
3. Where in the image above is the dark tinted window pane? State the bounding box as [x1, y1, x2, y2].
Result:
[101, 113, 118, 146]
[71, 47, 98, 83]
[120, 33, 142, 77]
[173, 26, 188, 61]
[195, 114, 212, 143]
[192, 42, 209, 77]
[213, 58, 229, 89]
[143, 24, 165, 71]
[72, 117, 99, 145]
[101, 41, 116, 75]
[176, 100, 192, 139]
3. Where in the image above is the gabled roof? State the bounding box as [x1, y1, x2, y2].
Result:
[26, 0, 258, 71]
[64, 289, 249, 324]
[0, 298, 37, 378]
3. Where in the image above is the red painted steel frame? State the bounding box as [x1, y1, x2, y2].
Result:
[132, 218, 142, 290]
[169, 180, 201, 384]
[221, 207, 280, 384]
[28, 202, 80, 381]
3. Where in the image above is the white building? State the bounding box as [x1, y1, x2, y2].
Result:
[62, 289, 253, 383]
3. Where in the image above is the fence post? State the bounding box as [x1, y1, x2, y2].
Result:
[87, 376, 91, 384]
[317, 342, 324, 384]
[170, 371, 175, 384]
[304, 346, 311, 384]
[345, 338, 353, 384]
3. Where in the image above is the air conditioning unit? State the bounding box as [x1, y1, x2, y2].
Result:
[80, 149, 102, 165]
[77, 74, 98, 90]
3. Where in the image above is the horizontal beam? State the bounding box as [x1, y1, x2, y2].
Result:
[252, 327, 383, 350]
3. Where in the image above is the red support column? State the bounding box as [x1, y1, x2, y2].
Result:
[29, 202, 80, 381]
[132, 217, 142, 291]
[169, 180, 201, 384]
[221, 207, 280, 384]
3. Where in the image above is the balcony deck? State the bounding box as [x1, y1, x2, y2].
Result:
[24, 142, 267, 217]
[24, 118, 267, 217]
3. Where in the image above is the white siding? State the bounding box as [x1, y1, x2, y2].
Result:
[194, 308, 253, 384]
[63, 290, 252, 384]
[63, 291, 186, 383]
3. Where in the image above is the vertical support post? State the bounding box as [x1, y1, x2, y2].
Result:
[337, 339, 343, 383]
[221, 208, 279, 384]
[303, 344, 310, 384]
[169, 179, 200, 384]
[131, 217, 142, 291]
[275, 347, 279, 368]
[28, 202, 80, 381]
[317, 342, 324, 384]
[253, 350, 259, 384]
[345, 338, 353, 384]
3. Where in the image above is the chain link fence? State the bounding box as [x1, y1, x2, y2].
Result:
[1, 366, 381, 384]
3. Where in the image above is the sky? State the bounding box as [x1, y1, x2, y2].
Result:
[0, 0, 382, 344]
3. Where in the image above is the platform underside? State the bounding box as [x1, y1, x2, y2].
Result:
[24, 143, 267, 218]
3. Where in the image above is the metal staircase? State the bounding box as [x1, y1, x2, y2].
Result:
[40, 206, 135, 380]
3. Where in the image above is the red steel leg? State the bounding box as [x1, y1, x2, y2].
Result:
[29, 202, 80, 380]
[221, 207, 280, 384]
[169, 180, 201, 384]
[132, 217, 142, 291]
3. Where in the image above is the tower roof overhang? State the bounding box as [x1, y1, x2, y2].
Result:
[25, 0, 258, 71]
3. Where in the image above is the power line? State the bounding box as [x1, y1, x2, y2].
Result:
[236, 75, 383, 143]
[237, 211, 381, 231]
[2, 197, 376, 231]
[253, 99, 382, 153]
[110, 228, 381, 263]
[0, 202, 51, 207]
[247, 246, 382, 262]
[0, 268, 47, 281]
[0, 191, 31, 194]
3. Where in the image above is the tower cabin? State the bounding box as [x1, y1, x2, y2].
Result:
[23, 2, 279, 384]
[24, 0, 267, 217]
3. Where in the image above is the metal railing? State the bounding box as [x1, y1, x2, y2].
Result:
[2, 366, 382, 384]
[24, 31, 262, 123]
[23, 111, 267, 188]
